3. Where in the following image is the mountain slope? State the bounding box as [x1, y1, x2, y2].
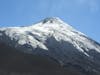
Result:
[0, 17, 100, 75]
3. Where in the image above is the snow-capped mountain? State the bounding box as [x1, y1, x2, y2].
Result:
[0, 17, 100, 75]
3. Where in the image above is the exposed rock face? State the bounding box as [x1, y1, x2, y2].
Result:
[0, 17, 100, 75]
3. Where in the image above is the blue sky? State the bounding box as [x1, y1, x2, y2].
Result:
[0, 0, 100, 43]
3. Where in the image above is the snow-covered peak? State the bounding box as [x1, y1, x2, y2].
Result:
[42, 17, 64, 24]
[0, 17, 100, 57]
[0, 17, 100, 74]
[31, 17, 76, 33]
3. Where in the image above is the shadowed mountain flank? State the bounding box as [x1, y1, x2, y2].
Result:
[0, 43, 59, 73]
[0, 42, 99, 75]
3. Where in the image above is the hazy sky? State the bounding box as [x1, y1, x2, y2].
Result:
[0, 0, 100, 42]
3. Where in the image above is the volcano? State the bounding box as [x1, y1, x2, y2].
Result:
[0, 17, 100, 75]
